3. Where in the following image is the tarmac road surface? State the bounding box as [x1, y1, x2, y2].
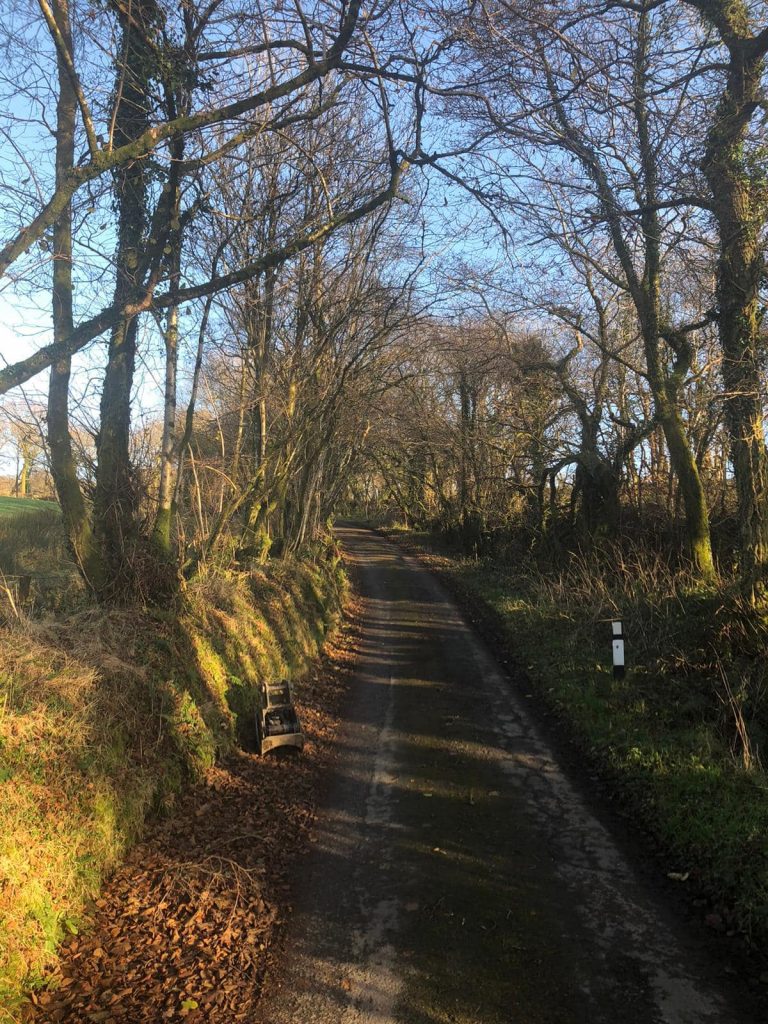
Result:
[255, 525, 757, 1024]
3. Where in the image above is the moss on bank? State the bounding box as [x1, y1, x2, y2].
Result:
[0, 554, 345, 1017]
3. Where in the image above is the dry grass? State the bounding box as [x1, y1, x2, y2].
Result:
[0, 552, 346, 1018]
[517, 544, 768, 775]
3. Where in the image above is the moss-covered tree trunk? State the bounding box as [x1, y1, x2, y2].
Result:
[688, 0, 768, 594]
[635, 10, 714, 578]
[152, 147, 184, 558]
[153, 297, 180, 556]
[94, 0, 157, 600]
[659, 405, 714, 577]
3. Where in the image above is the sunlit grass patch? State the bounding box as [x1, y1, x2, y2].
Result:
[0, 498, 59, 519]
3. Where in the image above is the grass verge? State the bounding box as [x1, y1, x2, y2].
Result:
[386, 528, 768, 957]
[0, 551, 345, 1019]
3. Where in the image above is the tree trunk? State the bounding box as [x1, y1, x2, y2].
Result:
[94, 2, 156, 600]
[660, 408, 714, 577]
[697, 13, 768, 592]
[153, 300, 179, 555]
[18, 453, 30, 498]
[632, 10, 713, 578]
[46, 0, 105, 589]
[152, 157, 183, 557]
[576, 457, 620, 539]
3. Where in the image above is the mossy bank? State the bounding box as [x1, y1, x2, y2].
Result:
[0, 553, 345, 1018]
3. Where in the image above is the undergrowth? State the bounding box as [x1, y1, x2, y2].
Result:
[0, 551, 345, 1018]
[392, 530, 768, 953]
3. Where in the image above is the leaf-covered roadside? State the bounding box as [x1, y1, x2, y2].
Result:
[24, 597, 361, 1023]
[0, 552, 346, 1018]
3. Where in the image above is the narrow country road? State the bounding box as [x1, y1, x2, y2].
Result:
[256, 525, 755, 1024]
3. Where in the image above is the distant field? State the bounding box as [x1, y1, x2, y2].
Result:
[0, 498, 76, 606]
[0, 496, 59, 518]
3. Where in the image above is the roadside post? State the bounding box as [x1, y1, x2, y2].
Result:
[611, 619, 625, 680]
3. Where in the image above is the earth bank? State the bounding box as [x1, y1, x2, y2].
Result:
[0, 551, 346, 1018]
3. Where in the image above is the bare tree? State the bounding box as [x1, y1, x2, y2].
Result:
[0, 0, 427, 599]
[431, 0, 720, 574]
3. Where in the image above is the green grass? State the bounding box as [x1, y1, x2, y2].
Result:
[0, 549, 346, 1018]
[0, 497, 59, 519]
[0, 498, 79, 613]
[392, 530, 768, 952]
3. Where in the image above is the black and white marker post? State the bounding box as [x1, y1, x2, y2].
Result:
[611, 619, 625, 680]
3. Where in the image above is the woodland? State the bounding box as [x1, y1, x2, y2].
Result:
[1, 0, 768, 1013]
[0, 0, 766, 602]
